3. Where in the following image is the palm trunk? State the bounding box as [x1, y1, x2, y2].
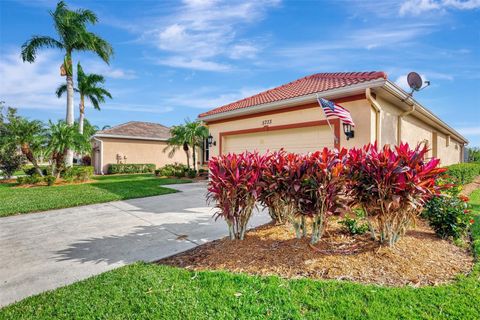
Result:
[21, 144, 43, 177]
[78, 96, 85, 135]
[192, 145, 196, 171]
[65, 71, 75, 167]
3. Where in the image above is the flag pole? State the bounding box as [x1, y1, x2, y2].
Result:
[316, 93, 339, 146]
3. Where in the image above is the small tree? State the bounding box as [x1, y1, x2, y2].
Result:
[46, 120, 90, 177]
[0, 145, 25, 179]
[184, 120, 208, 171]
[208, 152, 268, 240]
[347, 143, 445, 246]
[164, 125, 191, 169]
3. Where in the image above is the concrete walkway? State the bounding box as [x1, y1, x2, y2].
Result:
[0, 182, 270, 307]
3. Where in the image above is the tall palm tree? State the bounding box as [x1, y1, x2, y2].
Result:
[56, 62, 112, 134]
[21, 1, 113, 166]
[184, 120, 209, 171]
[164, 125, 191, 169]
[46, 120, 90, 177]
[5, 118, 46, 176]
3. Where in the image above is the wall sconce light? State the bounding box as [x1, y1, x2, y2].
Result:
[343, 123, 355, 140]
[207, 135, 216, 147]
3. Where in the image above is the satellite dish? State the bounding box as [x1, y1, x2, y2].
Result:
[407, 72, 423, 92]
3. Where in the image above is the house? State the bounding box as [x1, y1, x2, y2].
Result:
[91, 121, 189, 174]
[199, 72, 468, 165]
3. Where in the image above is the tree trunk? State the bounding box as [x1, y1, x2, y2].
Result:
[65, 72, 75, 167]
[21, 144, 43, 177]
[78, 96, 85, 135]
[183, 143, 190, 169]
[192, 144, 196, 171]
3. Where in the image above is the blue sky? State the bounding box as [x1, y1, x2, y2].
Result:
[1, 0, 479, 146]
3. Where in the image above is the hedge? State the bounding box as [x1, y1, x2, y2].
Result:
[62, 166, 94, 182]
[446, 163, 480, 184]
[108, 163, 156, 174]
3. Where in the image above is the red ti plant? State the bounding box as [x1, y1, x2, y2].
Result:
[347, 142, 446, 246]
[207, 151, 268, 240]
[287, 148, 350, 243]
[258, 150, 296, 225]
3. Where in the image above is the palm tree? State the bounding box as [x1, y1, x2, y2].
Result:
[164, 125, 191, 169]
[5, 118, 46, 176]
[56, 62, 112, 134]
[184, 120, 209, 171]
[46, 120, 90, 177]
[21, 1, 113, 166]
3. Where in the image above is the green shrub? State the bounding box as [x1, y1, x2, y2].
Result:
[338, 216, 369, 235]
[23, 165, 52, 176]
[107, 163, 155, 174]
[16, 176, 29, 185]
[422, 179, 474, 240]
[155, 163, 188, 177]
[445, 163, 480, 185]
[198, 168, 208, 175]
[29, 174, 43, 185]
[186, 168, 197, 178]
[44, 175, 57, 186]
[62, 166, 94, 182]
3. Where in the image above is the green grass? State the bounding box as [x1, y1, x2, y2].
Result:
[1, 199, 479, 319]
[469, 189, 480, 215]
[0, 174, 190, 217]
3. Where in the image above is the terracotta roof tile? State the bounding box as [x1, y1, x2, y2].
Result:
[199, 71, 387, 118]
[96, 121, 171, 140]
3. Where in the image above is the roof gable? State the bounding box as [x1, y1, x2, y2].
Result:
[199, 71, 387, 118]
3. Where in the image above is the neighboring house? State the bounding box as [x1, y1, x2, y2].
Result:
[199, 72, 468, 166]
[91, 121, 189, 174]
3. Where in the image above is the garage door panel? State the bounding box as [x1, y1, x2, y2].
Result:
[223, 126, 334, 154]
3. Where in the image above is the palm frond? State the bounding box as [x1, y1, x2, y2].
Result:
[55, 84, 67, 98]
[21, 36, 63, 62]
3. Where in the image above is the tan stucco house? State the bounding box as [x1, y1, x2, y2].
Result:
[199, 72, 468, 165]
[91, 121, 188, 174]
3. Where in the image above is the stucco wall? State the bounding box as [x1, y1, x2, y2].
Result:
[207, 99, 374, 157]
[94, 138, 190, 174]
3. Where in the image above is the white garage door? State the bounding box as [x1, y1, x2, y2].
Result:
[222, 126, 334, 154]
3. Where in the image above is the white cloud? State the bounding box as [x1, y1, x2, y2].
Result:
[141, 0, 280, 71]
[85, 61, 137, 79]
[0, 49, 64, 111]
[399, 0, 480, 16]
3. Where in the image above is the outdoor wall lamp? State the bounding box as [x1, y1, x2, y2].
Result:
[343, 123, 355, 140]
[207, 135, 217, 147]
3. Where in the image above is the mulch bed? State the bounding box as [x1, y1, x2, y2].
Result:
[158, 219, 474, 287]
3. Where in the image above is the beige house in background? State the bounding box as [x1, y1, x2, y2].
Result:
[91, 121, 189, 174]
[199, 71, 468, 165]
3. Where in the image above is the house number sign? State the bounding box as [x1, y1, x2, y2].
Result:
[262, 119, 272, 126]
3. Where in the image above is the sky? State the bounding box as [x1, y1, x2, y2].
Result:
[0, 0, 479, 146]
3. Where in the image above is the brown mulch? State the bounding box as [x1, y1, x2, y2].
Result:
[158, 219, 474, 287]
[12, 179, 95, 188]
[462, 175, 480, 196]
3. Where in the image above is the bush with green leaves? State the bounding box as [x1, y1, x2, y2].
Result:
[422, 179, 474, 240]
[23, 165, 52, 177]
[62, 166, 94, 182]
[339, 215, 369, 235]
[107, 163, 155, 174]
[44, 175, 57, 186]
[445, 163, 480, 185]
[0, 145, 25, 178]
[16, 176, 29, 185]
[186, 169, 197, 178]
[155, 163, 188, 177]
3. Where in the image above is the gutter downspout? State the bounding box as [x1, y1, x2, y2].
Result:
[397, 97, 415, 145]
[92, 136, 104, 175]
[365, 88, 382, 146]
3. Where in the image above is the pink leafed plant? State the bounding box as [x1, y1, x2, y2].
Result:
[347, 142, 446, 246]
[207, 151, 268, 240]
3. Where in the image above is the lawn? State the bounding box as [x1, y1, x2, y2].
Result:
[1, 200, 479, 319]
[0, 174, 190, 217]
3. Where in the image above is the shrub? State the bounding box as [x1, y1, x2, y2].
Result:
[186, 168, 197, 178]
[286, 148, 349, 243]
[23, 165, 51, 176]
[208, 152, 268, 240]
[0, 145, 25, 178]
[347, 143, 446, 246]
[445, 163, 480, 185]
[16, 176, 29, 185]
[339, 215, 369, 235]
[29, 173, 43, 185]
[44, 175, 57, 186]
[62, 166, 94, 182]
[258, 150, 296, 225]
[422, 178, 474, 240]
[107, 163, 155, 174]
[155, 163, 187, 177]
[198, 168, 208, 175]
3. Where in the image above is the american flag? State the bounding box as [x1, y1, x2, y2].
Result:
[317, 97, 355, 126]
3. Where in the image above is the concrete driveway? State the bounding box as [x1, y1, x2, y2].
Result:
[0, 182, 270, 307]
